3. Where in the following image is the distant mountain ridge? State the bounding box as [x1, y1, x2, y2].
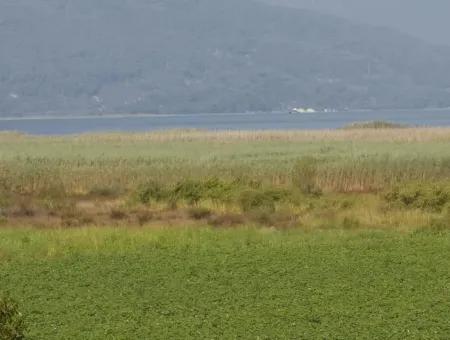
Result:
[1, 0, 450, 116]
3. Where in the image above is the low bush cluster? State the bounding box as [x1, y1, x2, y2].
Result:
[137, 178, 292, 213]
[385, 182, 450, 212]
[238, 190, 288, 213]
[137, 181, 166, 204]
[137, 178, 237, 206]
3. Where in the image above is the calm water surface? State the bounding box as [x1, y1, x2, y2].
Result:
[1, 110, 450, 135]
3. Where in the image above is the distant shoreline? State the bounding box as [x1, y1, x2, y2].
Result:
[1, 107, 450, 121]
[0, 112, 261, 121]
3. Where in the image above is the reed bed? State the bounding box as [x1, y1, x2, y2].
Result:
[71, 127, 450, 143]
[1, 155, 450, 195]
[1, 128, 450, 230]
[3, 127, 450, 143]
[0, 128, 450, 194]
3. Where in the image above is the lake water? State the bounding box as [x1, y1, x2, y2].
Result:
[1, 110, 450, 135]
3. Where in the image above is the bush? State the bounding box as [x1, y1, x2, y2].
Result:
[171, 180, 203, 205]
[239, 190, 276, 213]
[173, 178, 236, 205]
[202, 178, 236, 203]
[0, 295, 26, 340]
[137, 181, 166, 204]
[385, 183, 450, 212]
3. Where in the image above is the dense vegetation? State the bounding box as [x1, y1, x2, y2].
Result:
[3, 0, 450, 116]
[2, 228, 450, 339]
[2, 128, 450, 338]
[1, 128, 450, 230]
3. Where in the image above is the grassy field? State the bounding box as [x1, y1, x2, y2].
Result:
[1, 127, 450, 338]
[2, 227, 450, 339]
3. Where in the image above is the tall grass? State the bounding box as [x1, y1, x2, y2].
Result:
[1, 129, 450, 230]
[2, 155, 450, 196]
[3, 127, 450, 144]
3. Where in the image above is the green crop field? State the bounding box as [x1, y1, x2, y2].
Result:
[1, 127, 450, 338]
[2, 228, 450, 339]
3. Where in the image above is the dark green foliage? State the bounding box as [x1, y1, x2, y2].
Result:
[165, 178, 237, 206]
[0, 295, 26, 340]
[385, 182, 450, 212]
[137, 181, 166, 204]
[202, 178, 236, 203]
[239, 190, 277, 213]
[172, 180, 204, 206]
[339, 199, 353, 209]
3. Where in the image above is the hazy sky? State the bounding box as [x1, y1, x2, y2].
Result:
[264, 0, 450, 46]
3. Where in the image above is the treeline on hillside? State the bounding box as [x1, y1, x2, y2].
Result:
[2, 0, 450, 115]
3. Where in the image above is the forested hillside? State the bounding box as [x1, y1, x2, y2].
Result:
[2, 0, 450, 115]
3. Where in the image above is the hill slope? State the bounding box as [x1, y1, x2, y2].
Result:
[1, 0, 450, 115]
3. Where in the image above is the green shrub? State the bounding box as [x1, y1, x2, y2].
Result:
[169, 178, 237, 205]
[202, 178, 236, 203]
[239, 190, 276, 213]
[171, 180, 204, 205]
[137, 181, 166, 204]
[263, 189, 290, 202]
[339, 200, 353, 209]
[0, 295, 26, 340]
[385, 183, 450, 212]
